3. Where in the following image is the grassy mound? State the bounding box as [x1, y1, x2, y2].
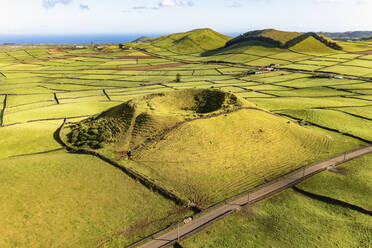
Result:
[131, 109, 331, 206]
[63, 89, 336, 206]
[226, 29, 302, 48]
[290, 36, 339, 54]
[150, 28, 231, 54]
[64, 89, 248, 151]
[132, 36, 155, 43]
[225, 29, 342, 53]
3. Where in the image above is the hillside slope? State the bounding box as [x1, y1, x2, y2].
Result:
[226, 29, 302, 47]
[132, 36, 155, 43]
[225, 29, 342, 51]
[63, 89, 249, 151]
[290, 36, 339, 54]
[62, 89, 331, 206]
[150, 28, 232, 54]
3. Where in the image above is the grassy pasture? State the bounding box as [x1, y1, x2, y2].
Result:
[0, 151, 187, 248]
[335, 106, 372, 119]
[321, 65, 372, 76]
[6, 94, 55, 107]
[235, 91, 275, 98]
[0, 77, 49, 85]
[300, 154, 372, 210]
[330, 81, 372, 90]
[280, 63, 323, 71]
[5, 101, 57, 116]
[0, 86, 57, 95]
[4, 101, 120, 124]
[296, 59, 340, 67]
[277, 109, 372, 141]
[0, 120, 62, 158]
[245, 73, 310, 84]
[276, 78, 363, 88]
[246, 57, 291, 66]
[352, 89, 372, 94]
[268, 51, 311, 61]
[242, 84, 288, 91]
[264, 87, 353, 97]
[353, 95, 372, 101]
[166, 81, 213, 88]
[290, 36, 340, 55]
[342, 59, 372, 68]
[1, 64, 46, 70]
[2, 71, 38, 77]
[181, 177, 372, 248]
[131, 109, 333, 207]
[248, 96, 371, 110]
[59, 95, 108, 104]
[0, 37, 371, 248]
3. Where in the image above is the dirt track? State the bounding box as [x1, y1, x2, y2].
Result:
[136, 146, 372, 248]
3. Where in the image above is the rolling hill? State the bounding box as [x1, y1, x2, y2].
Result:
[226, 29, 302, 48]
[224, 29, 342, 53]
[132, 36, 156, 43]
[149, 28, 232, 54]
[63, 89, 249, 151]
[62, 89, 331, 206]
[290, 36, 340, 54]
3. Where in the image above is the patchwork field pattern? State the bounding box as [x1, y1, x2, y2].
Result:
[0, 39, 371, 247]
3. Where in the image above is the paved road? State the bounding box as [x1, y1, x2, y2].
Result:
[137, 146, 372, 248]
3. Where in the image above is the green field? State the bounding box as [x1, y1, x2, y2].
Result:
[181, 155, 372, 247]
[0, 29, 371, 247]
[0, 151, 187, 248]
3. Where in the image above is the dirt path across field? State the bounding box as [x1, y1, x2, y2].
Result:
[135, 146, 372, 248]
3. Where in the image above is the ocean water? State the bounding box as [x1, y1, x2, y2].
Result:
[0, 34, 164, 45]
[0, 33, 240, 45]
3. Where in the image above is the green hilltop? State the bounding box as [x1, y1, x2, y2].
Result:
[228, 29, 303, 47]
[149, 28, 232, 54]
[224, 29, 342, 52]
[62, 89, 331, 205]
[132, 36, 156, 43]
[64, 89, 247, 151]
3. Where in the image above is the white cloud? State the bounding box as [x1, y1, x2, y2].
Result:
[158, 0, 194, 7]
[42, 0, 73, 9]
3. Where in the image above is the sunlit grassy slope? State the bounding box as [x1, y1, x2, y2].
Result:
[299, 153, 372, 210]
[63, 89, 249, 151]
[181, 154, 372, 247]
[0, 33, 371, 248]
[233, 29, 302, 46]
[290, 36, 340, 55]
[0, 151, 186, 248]
[132, 109, 332, 206]
[62, 89, 339, 207]
[150, 28, 231, 54]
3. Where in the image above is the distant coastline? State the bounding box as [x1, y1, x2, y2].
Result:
[0, 32, 240, 45]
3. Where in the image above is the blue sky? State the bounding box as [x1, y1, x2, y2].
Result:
[1, 0, 372, 34]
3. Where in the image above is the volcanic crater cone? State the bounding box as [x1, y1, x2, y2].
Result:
[63, 88, 330, 205]
[64, 89, 249, 151]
